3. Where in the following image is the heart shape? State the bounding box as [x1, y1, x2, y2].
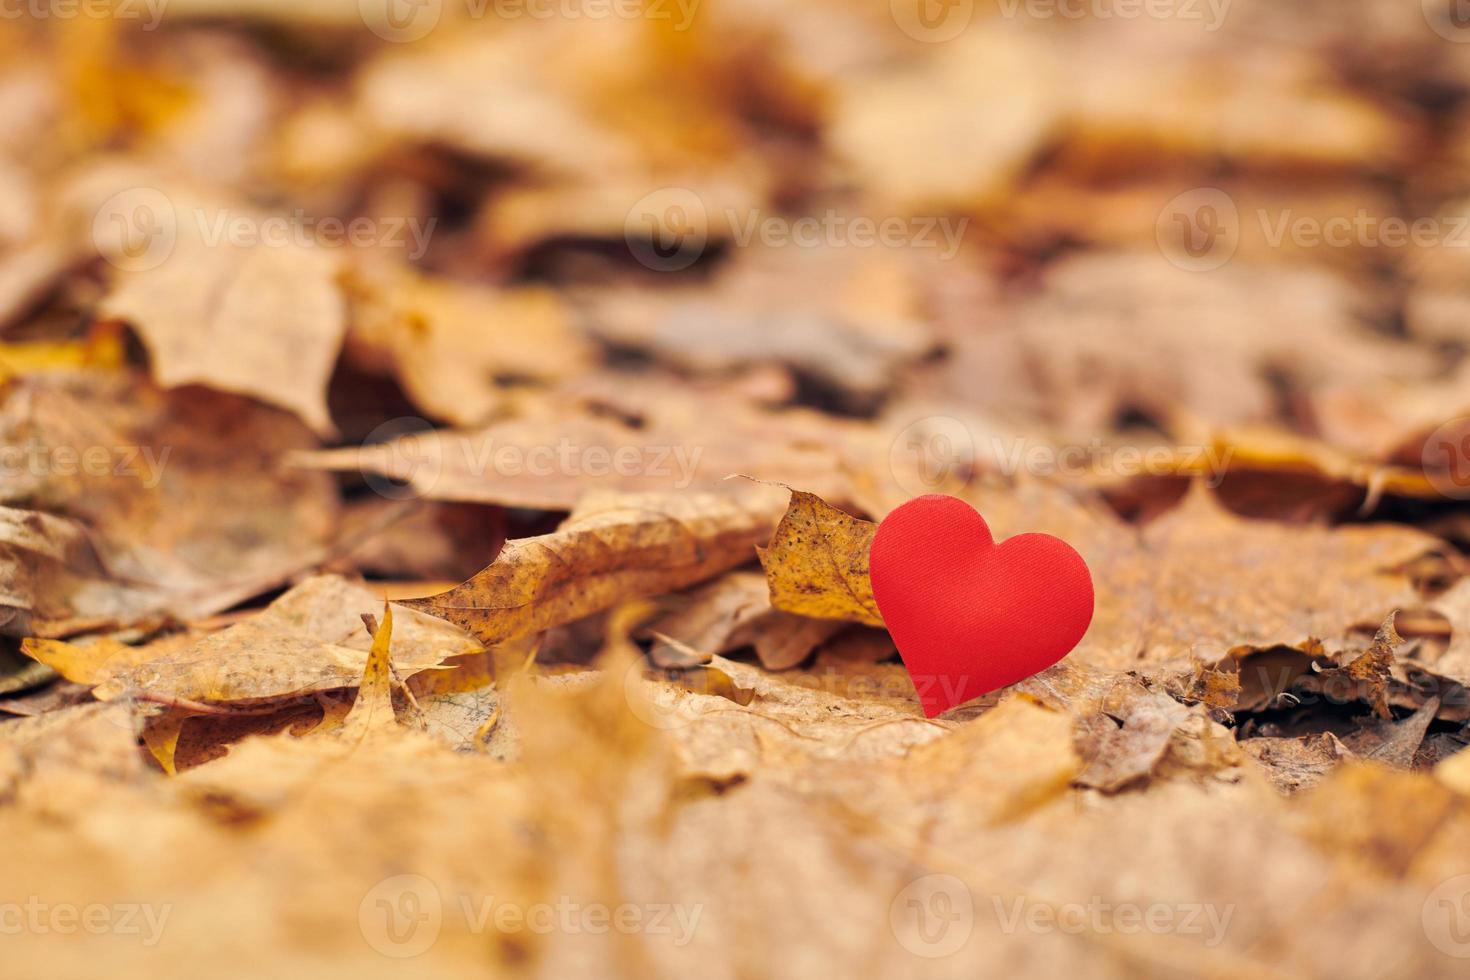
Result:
[869, 494, 1094, 717]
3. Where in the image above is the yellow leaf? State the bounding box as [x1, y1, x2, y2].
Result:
[22, 636, 138, 686]
[95, 576, 477, 704]
[141, 709, 186, 776]
[0, 327, 125, 379]
[341, 604, 396, 739]
[757, 489, 883, 627]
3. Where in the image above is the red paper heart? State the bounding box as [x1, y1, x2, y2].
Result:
[869, 495, 1094, 717]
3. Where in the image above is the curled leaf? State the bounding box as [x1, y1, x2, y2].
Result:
[406, 487, 787, 644]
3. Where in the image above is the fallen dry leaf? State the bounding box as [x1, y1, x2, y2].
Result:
[53, 164, 351, 435]
[645, 571, 841, 670]
[0, 373, 339, 627]
[579, 244, 934, 414]
[1090, 485, 1438, 671]
[0, 504, 171, 637]
[26, 575, 479, 705]
[344, 259, 595, 428]
[405, 486, 788, 645]
[100, 232, 346, 436]
[291, 380, 859, 510]
[757, 489, 882, 627]
[926, 252, 1434, 435]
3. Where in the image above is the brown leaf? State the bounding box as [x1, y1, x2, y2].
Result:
[356, 28, 643, 179]
[1341, 697, 1441, 768]
[0, 505, 172, 637]
[1294, 763, 1461, 878]
[928, 253, 1434, 434]
[404, 486, 788, 645]
[291, 386, 855, 510]
[1073, 691, 1198, 793]
[0, 374, 340, 628]
[344, 259, 595, 428]
[328, 499, 505, 583]
[1295, 621, 1398, 721]
[647, 571, 841, 671]
[1096, 425, 1443, 523]
[1240, 732, 1355, 795]
[85, 576, 478, 704]
[1092, 485, 1436, 670]
[1438, 744, 1470, 796]
[580, 244, 933, 413]
[0, 700, 143, 783]
[829, 29, 1060, 211]
[1419, 578, 1470, 689]
[95, 185, 346, 434]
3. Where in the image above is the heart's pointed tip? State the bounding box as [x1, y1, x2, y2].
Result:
[919, 690, 966, 718]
